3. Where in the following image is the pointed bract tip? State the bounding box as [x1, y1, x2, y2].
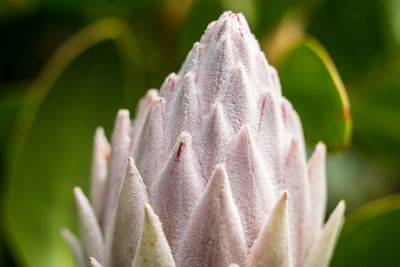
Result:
[178, 131, 192, 142]
[238, 124, 251, 137]
[127, 157, 139, 170]
[113, 109, 131, 137]
[237, 124, 253, 144]
[60, 227, 70, 237]
[207, 164, 232, 194]
[60, 228, 78, 246]
[283, 191, 289, 200]
[317, 140, 325, 146]
[117, 109, 130, 119]
[143, 203, 162, 227]
[125, 157, 143, 183]
[126, 157, 136, 172]
[214, 163, 227, 177]
[206, 164, 229, 189]
[143, 202, 153, 217]
[211, 101, 223, 111]
[146, 89, 159, 101]
[242, 124, 250, 132]
[95, 127, 104, 135]
[88, 257, 102, 267]
[73, 187, 87, 206]
[340, 199, 346, 209]
[73, 186, 82, 197]
[208, 102, 226, 125]
[316, 141, 327, 152]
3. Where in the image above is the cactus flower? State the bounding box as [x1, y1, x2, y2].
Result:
[63, 11, 345, 267]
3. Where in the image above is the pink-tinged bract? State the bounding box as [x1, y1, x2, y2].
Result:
[64, 11, 345, 267]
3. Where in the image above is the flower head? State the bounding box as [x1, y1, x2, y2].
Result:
[63, 11, 345, 267]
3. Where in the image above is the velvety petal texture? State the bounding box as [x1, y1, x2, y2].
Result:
[64, 11, 345, 267]
[177, 165, 247, 267]
[73, 187, 104, 264]
[132, 204, 176, 267]
[247, 191, 291, 267]
[105, 158, 148, 267]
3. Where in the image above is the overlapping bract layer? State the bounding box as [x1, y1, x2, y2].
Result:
[63, 11, 345, 267]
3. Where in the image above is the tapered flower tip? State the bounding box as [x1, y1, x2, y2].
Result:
[131, 89, 159, 148]
[89, 257, 102, 267]
[73, 186, 82, 200]
[309, 142, 326, 168]
[308, 141, 327, 242]
[91, 127, 110, 218]
[133, 96, 167, 186]
[93, 127, 110, 159]
[177, 164, 247, 267]
[316, 141, 326, 151]
[105, 158, 148, 267]
[308, 141, 326, 163]
[305, 200, 346, 267]
[200, 11, 252, 46]
[73, 187, 104, 264]
[111, 109, 131, 151]
[111, 109, 131, 147]
[116, 109, 130, 124]
[61, 228, 85, 267]
[132, 203, 176, 267]
[247, 191, 290, 267]
[101, 109, 132, 235]
[150, 130, 204, 254]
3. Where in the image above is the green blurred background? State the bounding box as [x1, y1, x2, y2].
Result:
[1, 0, 400, 266]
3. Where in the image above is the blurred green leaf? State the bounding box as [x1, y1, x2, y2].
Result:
[280, 38, 352, 151]
[40, 0, 160, 16]
[0, 82, 30, 159]
[353, 97, 400, 164]
[256, 0, 294, 36]
[384, 0, 400, 48]
[255, 0, 322, 37]
[331, 194, 400, 266]
[347, 60, 400, 169]
[0, 0, 39, 24]
[4, 18, 143, 267]
[308, 0, 391, 80]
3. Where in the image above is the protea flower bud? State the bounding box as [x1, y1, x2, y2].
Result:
[63, 11, 345, 267]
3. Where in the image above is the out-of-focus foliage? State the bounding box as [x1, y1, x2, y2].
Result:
[0, 0, 399, 266]
[280, 38, 351, 151]
[7, 41, 127, 267]
[3, 17, 144, 267]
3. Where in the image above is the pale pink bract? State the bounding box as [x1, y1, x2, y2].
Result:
[63, 11, 345, 267]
